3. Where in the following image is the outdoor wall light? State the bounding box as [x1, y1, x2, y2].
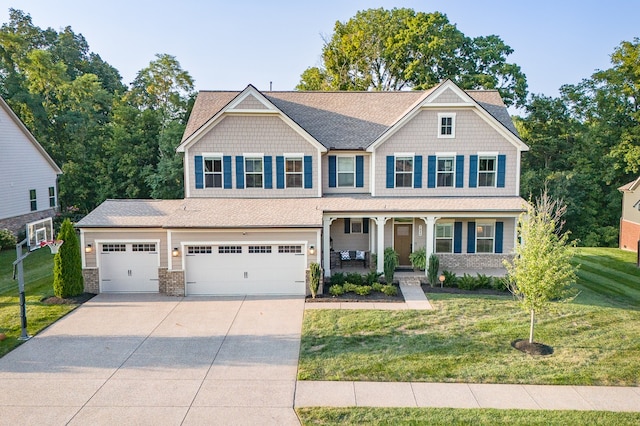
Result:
[308, 245, 315, 255]
[438, 274, 445, 288]
[85, 244, 92, 253]
[172, 247, 180, 257]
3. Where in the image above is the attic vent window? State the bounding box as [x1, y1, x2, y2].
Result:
[438, 113, 456, 138]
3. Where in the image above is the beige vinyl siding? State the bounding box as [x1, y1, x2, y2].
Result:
[432, 88, 466, 103]
[374, 109, 519, 197]
[233, 95, 268, 110]
[621, 192, 640, 224]
[322, 152, 371, 194]
[0, 106, 59, 220]
[330, 219, 370, 252]
[188, 115, 319, 198]
[82, 229, 168, 268]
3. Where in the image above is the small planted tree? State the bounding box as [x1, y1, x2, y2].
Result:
[427, 253, 440, 287]
[383, 247, 399, 284]
[53, 219, 84, 298]
[504, 191, 577, 354]
[308, 263, 321, 298]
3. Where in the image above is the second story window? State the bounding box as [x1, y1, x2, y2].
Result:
[337, 156, 355, 187]
[438, 113, 456, 138]
[478, 156, 497, 187]
[29, 189, 37, 211]
[395, 156, 413, 188]
[437, 156, 455, 187]
[48, 186, 56, 207]
[245, 157, 263, 188]
[204, 157, 223, 188]
[286, 157, 303, 188]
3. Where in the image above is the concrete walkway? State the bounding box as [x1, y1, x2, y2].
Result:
[294, 381, 640, 412]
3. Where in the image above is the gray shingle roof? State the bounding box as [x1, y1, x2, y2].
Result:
[76, 196, 527, 228]
[182, 85, 520, 150]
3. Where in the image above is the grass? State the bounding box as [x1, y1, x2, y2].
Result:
[298, 248, 640, 385]
[296, 407, 640, 425]
[0, 247, 78, 357]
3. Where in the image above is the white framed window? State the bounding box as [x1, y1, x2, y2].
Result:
[395, 155, 413, 188]
[337, 156, 355, 187]
[245, 157, 263, 188]
[438, 113, 456, 138]
[476, 222, 495, 253]
[437, 156, 455, 187]
[48, 186, 56, 207]
[435, 223, 453, 253]
[204, 157, 223, 188]
[478, 155, 497, 187]
[351, 219, 363, 234]
[285, 157, 303, 188]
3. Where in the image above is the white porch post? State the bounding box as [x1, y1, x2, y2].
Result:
[323, 217, 333, 277]
[375, 216, 386, 274]
[424, 216, 437, 277]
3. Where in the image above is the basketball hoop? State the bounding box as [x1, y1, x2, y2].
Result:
[40, 240, 64, 254]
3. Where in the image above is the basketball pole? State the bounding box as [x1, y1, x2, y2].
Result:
[13, 239, 31, 341]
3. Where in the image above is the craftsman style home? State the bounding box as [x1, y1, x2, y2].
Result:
[77, 80, 529, 296]
[0, 96, 61, 236]
[618, 176, 640, 252]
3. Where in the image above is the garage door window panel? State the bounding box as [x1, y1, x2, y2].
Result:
[249, 245, 272, 253]
[219, 246, 242, 254]
[102, 244, 126, 252]
[188, 246, 212, 254]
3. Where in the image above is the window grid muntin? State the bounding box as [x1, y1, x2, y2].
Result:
[249, 245, 272, 254]
[29, 189, 37, 211]
[278, 245, 302, 254]
[478, 156, 497, 187]
[435, 223, 453, 253]
[204, 157, 223, 188]
[285, 157, 303, 188]
[337, 156, 355, 187]
[132, 243, 156, 252]
[437, 157, 455, 187]
[218, 245, 242, 254]
[102, 243, 126, 252]
[476, 223, 495, 253]
[245, 157, 263, 188]
[395, 156, 413, 188]
[48, 186, 56, 207]
[351, 220, 363, 234]
[188, 246, 212, 254]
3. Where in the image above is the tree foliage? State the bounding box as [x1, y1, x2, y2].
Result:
[53, 218, 83, 298]
[297, 8, 528, 107]
[504, 192, 578, 344]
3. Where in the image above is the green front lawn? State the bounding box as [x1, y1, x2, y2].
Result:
[296, 407, 640, 425]
[0, 248, 78, 357]
[298, 248, 640, 385]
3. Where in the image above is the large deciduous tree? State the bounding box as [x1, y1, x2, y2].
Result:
[297, 8, 527, 107]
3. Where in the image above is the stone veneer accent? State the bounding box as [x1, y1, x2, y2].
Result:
[0, 208, 57, 237]
[82, 268, 99, 294]
[159, 268, 185, 296]
[437, 253, 514, 270]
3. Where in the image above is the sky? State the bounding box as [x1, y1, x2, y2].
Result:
[2, 1, 640, 99]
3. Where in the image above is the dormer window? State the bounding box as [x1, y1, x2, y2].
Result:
[438, 113, 456, 138]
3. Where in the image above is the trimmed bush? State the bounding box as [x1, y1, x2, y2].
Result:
[365, 270, 383, 285]
[53, 219, 84, 298]
[345, 272, 363, 286]
[383, 247, 399, 283]
[309, 263, 321, 298]
[427, 253, 440, 287]
[0, 229, 17, 250]
[343, 282, 359, 293]
[476, 273, 493, 289]
[458, 273, 478, 290]
[372, 282, 383, 292]
[329, 284, 345, 296]
[354, 285, 372, 296]
[409, 247, 426, 270]
[442, 270, 458, 287]
[330, 272, 346, 286]
[381, 284, 398, 296]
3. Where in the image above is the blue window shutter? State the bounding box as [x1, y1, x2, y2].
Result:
[386, 156, 394, 188]
[363, 218, 369, 234]
[427, 155, 436, 188]
[456, 155, 464, 188]
[495, 221, 504, 254]
[194, 156, 203, 189]
[304, 155, 313, 189]
[454, 222, 462, 254]
[467, 221, 476, 254]
[497, 155, 506, 188]
[276, 156, 285, 189]
[355, 155, 364, 188]
[264, 156, 272, 189]
[328, 156, 337, 188]
[414, 155, 422, 188]
[469, 155, 478, 188]
[344, 218, 351, 234]
[223, 156, 232, 189]
[236, 156, 244, 189]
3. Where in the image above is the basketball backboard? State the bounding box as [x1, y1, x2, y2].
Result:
[26, 217, 54, 251]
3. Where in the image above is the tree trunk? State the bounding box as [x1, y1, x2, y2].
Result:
[529, 309, 535, 344]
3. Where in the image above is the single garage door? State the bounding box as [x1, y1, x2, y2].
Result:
[99, 243, 159, 293]
[185, 244, 306, 295]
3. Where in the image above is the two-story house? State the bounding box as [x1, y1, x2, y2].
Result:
[0, 96, 62, 236]
[76, 80, 529, 296]
[618, 176, 640, 252]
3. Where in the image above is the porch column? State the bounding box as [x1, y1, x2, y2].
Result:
[322, 217, 333, 277]
[375, 216, 387, 274]
[423, 216, 438, 277]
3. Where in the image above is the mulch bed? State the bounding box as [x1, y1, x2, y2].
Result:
[421, 284, 510, 297]
[306, 286, 405, 303]
[41, 292, 96, 305]
[511, 339, 554, 356]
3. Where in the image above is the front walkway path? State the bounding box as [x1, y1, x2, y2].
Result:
[294, 381, 640, 412]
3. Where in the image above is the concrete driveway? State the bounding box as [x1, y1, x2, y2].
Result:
[0, 294, 305, 425]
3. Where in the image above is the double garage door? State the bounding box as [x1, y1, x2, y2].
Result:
[99, 243, 159, 293]
[185, 243, 306, 296]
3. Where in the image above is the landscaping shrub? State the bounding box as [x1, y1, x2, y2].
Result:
[343, 282, 358, 293]
[345, 272, 363, 286]
[353, 285, 372, 296]
[427, 253, 439, 286]
[0, 229, 17, 250]
[383, 247, 399, 283]
[309, 263, 321, 298]
[442, 270, 458, 287]
[458, 273, 478, 290]
[372, 282, 383, 292]
[409, 247, 426, 270]
[476, 273, 492, 289]
[330, 272, 346, 286]
[53, 218, 84, 298]
[329, 284, 345, 296]
[491, 276, 509, 292]
[364, 270, 383, 285]
[381, 284, 398, 296]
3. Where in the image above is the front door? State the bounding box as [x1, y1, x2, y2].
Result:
[394, 223, 413, 266]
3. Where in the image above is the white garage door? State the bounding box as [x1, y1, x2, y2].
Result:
[185, 244, 306, 295]
[99, 243, 159, 293]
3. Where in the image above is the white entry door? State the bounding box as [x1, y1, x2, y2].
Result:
[185, 244, 306, 295]
[99, 243, 159, 292]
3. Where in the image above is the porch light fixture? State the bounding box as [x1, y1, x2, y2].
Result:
[438, 274, 445, 288]
[85, 244, 92, 253]
[308, 245, 315, 255]
[172, 247, 180, 257]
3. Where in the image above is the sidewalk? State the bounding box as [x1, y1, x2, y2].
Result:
[294, 381, 640, 412]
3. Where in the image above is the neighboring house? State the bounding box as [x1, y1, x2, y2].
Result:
[77, 80, 529, 296]
[0, 96, 62, 236]
[618, 176, 640, 252]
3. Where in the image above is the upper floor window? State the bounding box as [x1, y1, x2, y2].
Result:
[245, 157, 263, 188]
[476, 223, 495, 253]
[437, 156, 455, 187]
[204, 157, 223, 188]
[286, 157, 303, 188]
[48, 186, 56, 208]
[29, 189, 37, 211]
[395, 156, 413, 188]
[435, 223, 453, 253]
[478, 156, 497, 187]
[438, 113, 456, 138]
[337, 156, 355, 187]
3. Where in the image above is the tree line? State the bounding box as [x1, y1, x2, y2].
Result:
[1, 7, 638, 246]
